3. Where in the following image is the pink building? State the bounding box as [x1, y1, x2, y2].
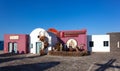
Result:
[4, 34, 29, 54]
[59, 29, 87, 51]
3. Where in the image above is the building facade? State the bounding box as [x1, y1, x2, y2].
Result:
[0, 41, 4, 50]
[59, 29, 87, 51]
[4, 28, 120, 54]
[87, 35, 110, 52]
[30, 28, 58, 54]
[107, 32, 120, 52]
[4, 34, 29, 54]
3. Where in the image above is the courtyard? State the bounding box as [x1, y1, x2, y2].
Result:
[0, 51, 120, 71]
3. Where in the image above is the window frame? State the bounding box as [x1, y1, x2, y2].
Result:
[89, 41, 94, 47]
[103, 41, 109, 47]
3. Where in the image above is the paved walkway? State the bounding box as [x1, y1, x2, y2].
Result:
[0, 51, 120, 71]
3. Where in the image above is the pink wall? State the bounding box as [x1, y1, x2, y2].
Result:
[4, 34, 29, 54]
[59, 29, 87, 50]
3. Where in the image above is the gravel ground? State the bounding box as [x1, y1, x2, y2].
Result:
[0, 51, 120, 71]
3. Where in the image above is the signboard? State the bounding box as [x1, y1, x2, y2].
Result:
[9, 36, 19, 40]
[64, 31, 86, 35]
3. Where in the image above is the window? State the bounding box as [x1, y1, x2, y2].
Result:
[30, 44, 33, 48]
[103, 41, 109, 46]
[89, 41, 94, 47]
[117, 41, 119, 48]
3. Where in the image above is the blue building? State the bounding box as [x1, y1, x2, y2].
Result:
[0, 41, 4, 50]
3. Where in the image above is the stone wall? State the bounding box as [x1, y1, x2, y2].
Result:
[107, 32, 120, 52]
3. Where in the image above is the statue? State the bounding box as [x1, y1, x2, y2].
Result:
[38, 31, 49, 55]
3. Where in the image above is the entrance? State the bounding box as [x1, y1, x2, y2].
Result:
[8, 42, 18, 53]
[36, 42, 42, 54]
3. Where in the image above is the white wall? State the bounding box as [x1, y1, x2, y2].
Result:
[30, 28, 51, 54]
[87, 35, 110, 52]
[30, 28, 59, 54]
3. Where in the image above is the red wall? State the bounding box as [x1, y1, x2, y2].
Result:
[4, 34, 29, 54]
[59, 29, 87, 50]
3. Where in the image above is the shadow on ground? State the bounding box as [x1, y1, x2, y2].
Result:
[0, 61, 60, 71]
[0, 53, 43, 63]
[95, 59, 120, 71]
[0, 53, 19, 57]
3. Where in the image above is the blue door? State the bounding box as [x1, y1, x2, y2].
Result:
[13, 43, 17, 53]
[8, 42, 12, 53]
[36, 42, 42, 54]
[8, 42, 18, 53]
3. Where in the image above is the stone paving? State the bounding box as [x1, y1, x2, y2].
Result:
[0, 51, 120, 71]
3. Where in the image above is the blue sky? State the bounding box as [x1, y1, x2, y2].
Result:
[0, 0, 120, 40]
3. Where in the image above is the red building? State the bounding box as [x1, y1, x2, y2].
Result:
[59, 29, 87, 51]
[4, 34, 29, 54]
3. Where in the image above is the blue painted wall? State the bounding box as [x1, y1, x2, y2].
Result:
[0, 41, 4, 50]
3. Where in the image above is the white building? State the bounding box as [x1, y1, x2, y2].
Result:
[30, 28, 58, 54]
[87, 35, 110, 52]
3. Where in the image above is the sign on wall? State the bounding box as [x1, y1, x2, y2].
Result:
[9, 36, 19, 40]
[66, 39, 77, 48]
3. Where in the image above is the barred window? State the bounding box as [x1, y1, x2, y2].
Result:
[103, 41, 109, 46]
